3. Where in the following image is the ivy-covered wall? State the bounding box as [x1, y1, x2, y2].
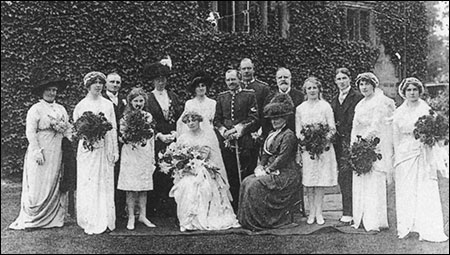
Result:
[2, 1, 421, 176]
[374, 1, 429, 80]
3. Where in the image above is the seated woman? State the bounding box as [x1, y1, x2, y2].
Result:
[169, 111, 240, 232]
[238, 93, 302, 231]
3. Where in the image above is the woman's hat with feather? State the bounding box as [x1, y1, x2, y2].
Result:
[264, 93, 294, 119]
[143, 55, 172, 80]
[30, 67, 70, 95]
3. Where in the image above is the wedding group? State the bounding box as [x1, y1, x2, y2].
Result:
[9, 56, 449, 243]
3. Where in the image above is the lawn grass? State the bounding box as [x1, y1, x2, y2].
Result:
[1, 177, 448, 254]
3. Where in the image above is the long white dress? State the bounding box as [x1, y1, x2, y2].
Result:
[168, 128, 240, 232]
[176, 97, 230, 194]
[351, 89, 395, 231]
[73, 96, 118, 235]
[393, 99, 448, 242]
[118, 111, 155, 191]
[9, 100, 68, 229]
[295, 99, 338, 187]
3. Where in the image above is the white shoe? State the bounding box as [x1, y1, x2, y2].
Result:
[339, 216, 353, 223]
[316, 215, 325, 225]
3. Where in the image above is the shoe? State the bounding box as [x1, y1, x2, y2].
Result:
[335, 221, 352, 227]
[316, 215, 325, 225]
[339, 216, 353, 223]
[307, 216, 315, 225]
[138, 217, 156, 228]
[127, 218, 135, 230]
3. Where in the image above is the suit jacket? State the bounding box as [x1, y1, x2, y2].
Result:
[147, 90, 183, 154]
[242, 79, 271, 133]
[264, 87, 304, 137]
[102, 90, 126, 131]
[330, 88, 363, 162]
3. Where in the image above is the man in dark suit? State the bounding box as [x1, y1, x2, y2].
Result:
[265, 67, 304, 133]
[330, 68, 363, 225]
[102, 72, 127, 220]
[143, 60, 183, 217]
[214, 69, 259, 212]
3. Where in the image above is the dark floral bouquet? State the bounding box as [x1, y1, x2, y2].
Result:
[121, 110, 154, 149]
[158, 143, 220, 180]
[413, 109, 449, 147]
[342, 135, 382, 176]
[73, 111, 113, 151]
[298, 123, 334, 159]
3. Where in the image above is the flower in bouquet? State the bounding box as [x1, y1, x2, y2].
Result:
[342, 135, 382, 176]
[73, 111, 113, 151]
[413, 109, 449, 147]
[158, 143, 220, 180]
[121, 110, 154, 149]
[298, 123, 334, 159]
[48, 114, 71, 134]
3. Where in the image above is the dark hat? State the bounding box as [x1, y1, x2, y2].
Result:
[30, 67, 69, 95]
[264, 93, 294, 119]
[188, 70, 213, 93]
[143, 62, 171, 80]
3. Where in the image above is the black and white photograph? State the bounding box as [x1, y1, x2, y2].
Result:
[1, 1, 449, 254]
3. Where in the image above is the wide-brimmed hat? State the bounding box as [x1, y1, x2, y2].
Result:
[143, 62, 171, 80]
[264, 93, 294, 119]
[30, 68, 69, 95]
[188, 70, 213, 93]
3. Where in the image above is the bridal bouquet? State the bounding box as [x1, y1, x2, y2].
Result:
[342, 135, 382, 176]
[298, 123, 334, 160]
[48, 115, 71, 134]
[413, 109, 449, 147]
[121, 110, 154, 149]
[158, 143, 220, 180]
[73, 111, 113, 151]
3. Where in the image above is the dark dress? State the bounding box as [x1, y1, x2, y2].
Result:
[146, 90, 183, 217]
[238, 127, 301, 231]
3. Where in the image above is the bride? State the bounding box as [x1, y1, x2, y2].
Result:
[169, 111, 240, 231]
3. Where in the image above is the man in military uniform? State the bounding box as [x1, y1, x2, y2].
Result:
[214, 69, 259, 212]
[239, 58, 271, 139]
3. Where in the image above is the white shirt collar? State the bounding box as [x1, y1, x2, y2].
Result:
[339, 86, 351, 96]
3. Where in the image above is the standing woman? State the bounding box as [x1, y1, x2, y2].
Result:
[10, 69, 71, 230]
[144, 59, 183, 217]
[330, 67, 363, 225]
[393, 77, 448, 242]
[73, 71, 119, 235]
[176, 70, 230, 196]
[295, 77, 338, 225]
[351, 72, 395, 232]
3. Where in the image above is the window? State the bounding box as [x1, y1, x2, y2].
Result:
[216, 1, 250, 33]
[341, 8, 372, 43]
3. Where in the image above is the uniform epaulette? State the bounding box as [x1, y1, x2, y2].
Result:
[255, 79, 269, 86]
[242, 88, 255, 93]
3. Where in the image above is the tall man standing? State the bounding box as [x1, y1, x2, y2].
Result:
[240, 58, 271, 167]
[214, 69, 259, 212]
[102, 72, 127, 219]
[330, 67, 363, 225]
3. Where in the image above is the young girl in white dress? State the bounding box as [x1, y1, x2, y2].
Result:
[118, 87, 156, 230]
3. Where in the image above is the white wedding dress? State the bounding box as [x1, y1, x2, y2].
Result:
[169, 128, 240, 231]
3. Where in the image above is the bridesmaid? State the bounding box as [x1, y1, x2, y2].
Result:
[10, 69, 71, 230]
